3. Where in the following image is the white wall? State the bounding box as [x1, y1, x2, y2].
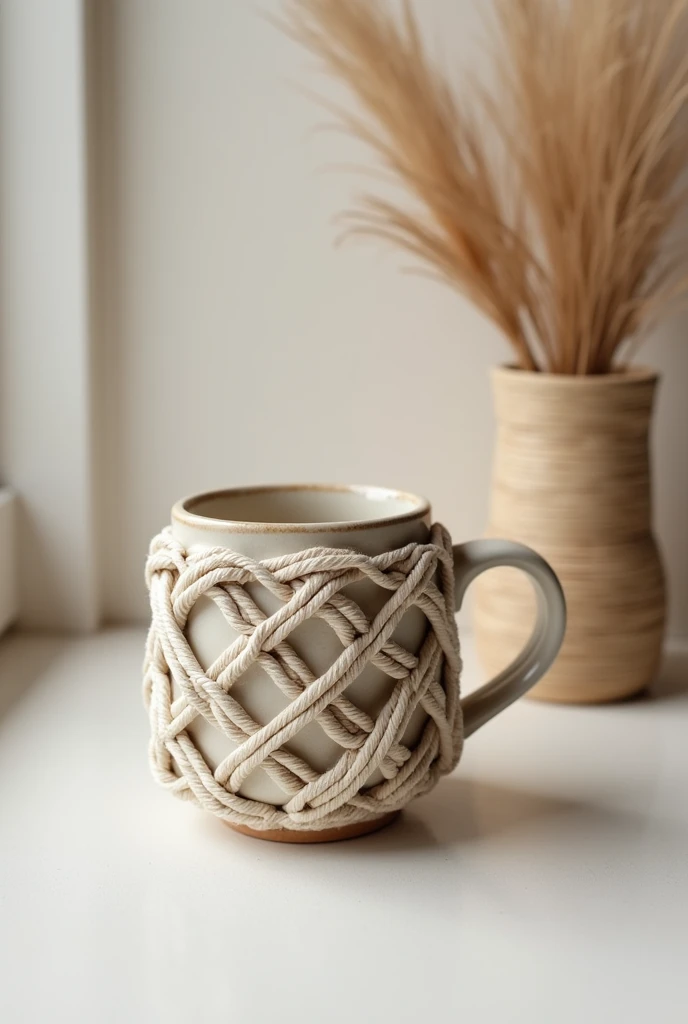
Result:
[92, 0, 688, 636]
[0, 0, 98, 630]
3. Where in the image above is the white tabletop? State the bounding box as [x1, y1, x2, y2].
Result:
[1, 627, 687, 1023]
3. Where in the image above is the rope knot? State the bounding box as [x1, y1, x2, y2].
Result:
[143, 524, 463, 832]
[144, 531, 188, 587]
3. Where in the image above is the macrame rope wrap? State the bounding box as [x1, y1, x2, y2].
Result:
[143, 524, 463, 831]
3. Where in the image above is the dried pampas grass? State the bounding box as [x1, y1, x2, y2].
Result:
[281, 0, 688, 374]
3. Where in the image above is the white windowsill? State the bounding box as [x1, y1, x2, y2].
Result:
[1, 627, 687, 1021]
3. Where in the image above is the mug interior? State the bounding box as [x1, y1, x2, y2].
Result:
[179, 484, 429, 530]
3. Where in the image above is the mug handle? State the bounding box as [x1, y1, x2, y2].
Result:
[453, 539, 566, 737]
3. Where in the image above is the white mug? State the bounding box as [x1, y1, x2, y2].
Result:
[145, 483, 566, 842]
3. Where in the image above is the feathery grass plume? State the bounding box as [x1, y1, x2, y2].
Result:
[281, 0, 688, 373]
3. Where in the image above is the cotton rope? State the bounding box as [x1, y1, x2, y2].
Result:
[143, 524, 463, 831]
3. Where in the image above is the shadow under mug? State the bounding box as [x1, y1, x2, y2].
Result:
[162, 483, 566, 842]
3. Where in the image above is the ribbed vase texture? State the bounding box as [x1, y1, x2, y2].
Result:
[475, 367, 665, 703]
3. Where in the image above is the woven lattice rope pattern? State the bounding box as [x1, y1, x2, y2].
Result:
[144, 525, 463, 831]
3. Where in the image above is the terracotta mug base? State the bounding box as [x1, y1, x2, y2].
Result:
[224, 810, 400, 844]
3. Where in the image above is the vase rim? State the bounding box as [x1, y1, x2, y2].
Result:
[494, 364, 658, 385]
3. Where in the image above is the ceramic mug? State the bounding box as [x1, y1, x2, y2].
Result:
[150, 483, 566, 842]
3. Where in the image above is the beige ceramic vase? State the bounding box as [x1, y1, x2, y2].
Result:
[475, 366, 666, 704]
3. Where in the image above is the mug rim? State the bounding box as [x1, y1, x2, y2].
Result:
[172, 483, 432, 534]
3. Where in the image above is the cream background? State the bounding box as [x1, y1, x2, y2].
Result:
[90, 0, 688, 633]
